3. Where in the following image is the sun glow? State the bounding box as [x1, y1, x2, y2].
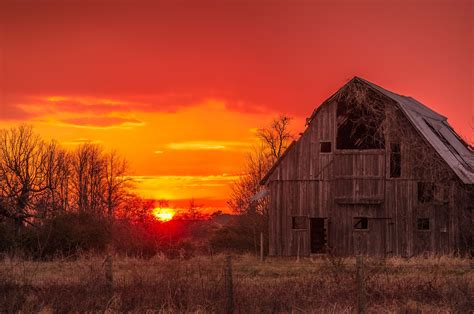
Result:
[152, 207, 175, 222]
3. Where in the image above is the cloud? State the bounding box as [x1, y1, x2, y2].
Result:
[12, 94, 204, 118]
[58, 116, 145, 129]
[154, 150, 164, 154]
[165, 199, 229, 214]
[3, 93, 275, 124]
[130, 174, 240, 202]
[166, 141, 251, 151]
[0, 103, 32, 121]
[132, 174, 240, 184]
[62, 138, 102, 145]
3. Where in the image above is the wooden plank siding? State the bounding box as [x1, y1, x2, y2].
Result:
[266, 94, 471, 257]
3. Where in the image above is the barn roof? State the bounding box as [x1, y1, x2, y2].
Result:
[261, 77, 474, 185]
[356, 77, 474, 184]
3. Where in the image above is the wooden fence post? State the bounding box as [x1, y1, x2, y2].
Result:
[260, 232, 264, 262]
[356, 255, 366, 314]
[225, 255, 234, 314]
[105, 254, 113, 290]
[296, 235, 301, 262]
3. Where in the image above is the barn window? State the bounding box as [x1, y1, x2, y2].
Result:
[418, 182, 434, 203]
[417, 218, 430, 231]
[320, 142, 332, 153]
[390, 143, 401, 178]
[336, 100, 385, 150]
[292, 216, 308, 229]
[353, 217, 369, 230]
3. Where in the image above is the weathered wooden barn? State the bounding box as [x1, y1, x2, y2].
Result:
[261, 77, 473, 257]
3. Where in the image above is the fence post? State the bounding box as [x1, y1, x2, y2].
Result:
[260, 232, 264, 262]
[356, 255, 366, 314]
[296, 235, 301, 262]
[225, 255, 234, 314]
[105, 254, 113, 291]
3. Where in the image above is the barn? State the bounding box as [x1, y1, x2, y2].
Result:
[260, 77, 473, 257]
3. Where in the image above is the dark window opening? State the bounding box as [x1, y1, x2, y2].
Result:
[292, 216, 307, 229]
[336, 99, 385, 150]
[390, 143, 401, 178]
[417, 218, 430, 230]
[418, 182, 435, 203]
[353, 217, 369, 230]
[320, 142, 332, 153]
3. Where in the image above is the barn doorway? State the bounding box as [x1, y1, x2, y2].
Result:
[310, 218, 327, 253]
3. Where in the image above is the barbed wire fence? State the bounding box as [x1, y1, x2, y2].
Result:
[91, 253, 472, 313]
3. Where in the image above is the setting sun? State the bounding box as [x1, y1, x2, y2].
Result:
[152, 208, 175, 222]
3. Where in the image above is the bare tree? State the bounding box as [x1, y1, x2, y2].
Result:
[71, 144, 131, 218]
[228, 116, 294, 254]
[228, 145, 271, 216]
[71, 143, 105, 215]
[115, 193, 155, 223]
[185, 198, 205, 220]
[54, 148, 72, 213]
[41, 141, 72, 215]
[104, 150, 131, 218]
[256, 115, 293, 162]
[0, 125, 49, 230]
[229, 115, 294, 215]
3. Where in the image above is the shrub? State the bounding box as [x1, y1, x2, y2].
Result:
[22, 212, 110, 259]
[0, 223, 16, 254]
[111, 220, 158, 258]
[209, 215, 259, 253]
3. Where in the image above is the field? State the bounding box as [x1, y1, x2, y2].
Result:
[1, 254, 472, 313]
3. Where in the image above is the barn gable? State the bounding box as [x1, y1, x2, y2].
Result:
[262, 77, 474, 185]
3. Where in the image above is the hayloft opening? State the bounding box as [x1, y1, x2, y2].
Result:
[336, 100, 385, 150]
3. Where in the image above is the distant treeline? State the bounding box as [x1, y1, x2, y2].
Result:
[0, 124, 279, 259]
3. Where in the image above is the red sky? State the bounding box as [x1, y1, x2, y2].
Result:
[1, 0, 472, 212]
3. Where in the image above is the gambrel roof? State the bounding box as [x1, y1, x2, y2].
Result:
[356, 77, 474, 184]
[262, 77, 474, 185]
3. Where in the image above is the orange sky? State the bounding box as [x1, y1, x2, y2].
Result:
[0, 0, 472, 212]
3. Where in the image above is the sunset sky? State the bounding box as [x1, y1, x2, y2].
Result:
[1, 0, 472, 212]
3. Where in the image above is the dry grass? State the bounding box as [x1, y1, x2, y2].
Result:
[0, 254, 472, 313]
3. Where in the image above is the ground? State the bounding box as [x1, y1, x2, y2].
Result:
[1, 254, 472, 313]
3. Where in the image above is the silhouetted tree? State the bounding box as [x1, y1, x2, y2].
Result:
[0, 125, 49, 230]
[229, 115, 293, 216]
[228, 115, 294, 254]
[104, 150, 131, 218]
[185, 198, 205, 220]
[71, 143, 105, 215]
[41, 141, 72, 216]
[256, 115, 293, 162]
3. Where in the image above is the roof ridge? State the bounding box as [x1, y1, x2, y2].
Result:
[355, 77, 447, 120]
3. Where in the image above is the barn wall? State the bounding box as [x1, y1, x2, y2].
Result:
[267, 95, 471, 257]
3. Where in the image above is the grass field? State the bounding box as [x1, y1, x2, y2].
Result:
[1, 254, 472, 313]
